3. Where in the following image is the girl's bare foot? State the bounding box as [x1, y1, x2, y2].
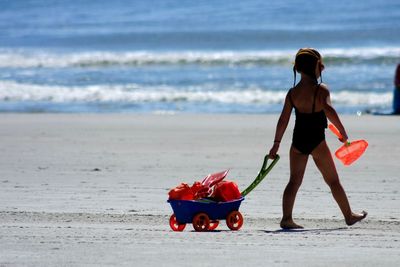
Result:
[346, 211, 368, 226]
[280, 219, 304, 229]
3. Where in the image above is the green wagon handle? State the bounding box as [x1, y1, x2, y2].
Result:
[240, 154, 280, 197]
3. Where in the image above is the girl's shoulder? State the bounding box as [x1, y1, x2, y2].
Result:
[318, 83, 330, 96]
[317, 83, 332, 106]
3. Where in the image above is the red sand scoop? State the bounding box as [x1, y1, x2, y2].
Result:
[328, 124, 368, 166]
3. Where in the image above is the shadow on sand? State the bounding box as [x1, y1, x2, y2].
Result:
[263, 227, 348, 234]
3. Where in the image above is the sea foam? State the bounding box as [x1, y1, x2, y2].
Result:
[0, 47, 399, 68]
[0, 80, 392, 106]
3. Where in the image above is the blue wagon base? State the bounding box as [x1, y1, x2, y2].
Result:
[168, 197, 244, 231]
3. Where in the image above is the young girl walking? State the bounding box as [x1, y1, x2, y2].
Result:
[269, 48, 367, 229]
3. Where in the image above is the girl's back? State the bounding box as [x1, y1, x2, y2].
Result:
[290, 83, 325, 114]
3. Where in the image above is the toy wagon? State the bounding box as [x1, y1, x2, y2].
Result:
[167, 154, 279, 231]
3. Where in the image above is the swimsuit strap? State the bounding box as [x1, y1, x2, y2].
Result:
[312, 84, 320, 113]
[290, 85, 321, 112]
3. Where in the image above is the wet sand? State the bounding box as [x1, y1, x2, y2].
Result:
[0, 114, 399, 266]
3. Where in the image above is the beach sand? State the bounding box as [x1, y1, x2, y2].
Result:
[0, 114, 399, 266]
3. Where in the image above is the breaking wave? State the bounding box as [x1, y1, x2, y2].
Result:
[0, 80, 392, 106]
[0, 47, 399, 68]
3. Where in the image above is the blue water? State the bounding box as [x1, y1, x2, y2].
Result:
[0, 0, 399, 113]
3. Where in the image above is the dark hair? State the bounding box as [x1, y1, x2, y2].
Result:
[293, 48, 322, 87]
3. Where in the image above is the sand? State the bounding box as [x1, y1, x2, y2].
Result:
[0, 113, 399, 266]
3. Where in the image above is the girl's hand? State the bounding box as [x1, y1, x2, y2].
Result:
[339, 132, 349, 143]
[269, 142, 280, 159]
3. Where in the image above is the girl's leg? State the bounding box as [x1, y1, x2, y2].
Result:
[311, 141, 367, 225]
[280, 146, 309, 229]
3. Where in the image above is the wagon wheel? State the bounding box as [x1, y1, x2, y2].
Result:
[208, 220, 219, 231]
[226, 211, 243, 231]
[169, 214, 186, 231]
[192, 213, 210, 232]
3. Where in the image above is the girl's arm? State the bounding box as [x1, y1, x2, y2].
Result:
[268, 92, 293, 158]
[320, 85, 348, 142]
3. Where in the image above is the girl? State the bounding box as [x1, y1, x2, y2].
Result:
[269, 48, 367, 229]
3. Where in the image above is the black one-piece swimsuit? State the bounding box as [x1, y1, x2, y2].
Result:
[289, 86, 328, 155]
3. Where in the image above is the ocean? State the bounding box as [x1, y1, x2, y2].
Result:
[0, 0, 399, 114]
